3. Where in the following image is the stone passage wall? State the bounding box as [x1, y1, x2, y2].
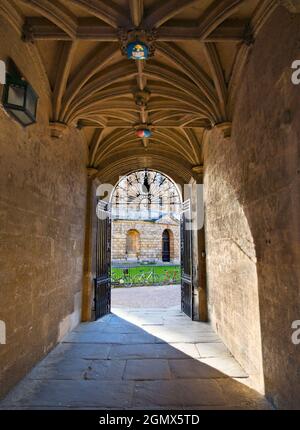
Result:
[0, 20, 88, 398]
[204, 7, 300, 409]
[112, 220, 180, 263]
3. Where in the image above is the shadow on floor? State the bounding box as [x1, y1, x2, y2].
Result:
[0, 307, 272, 410]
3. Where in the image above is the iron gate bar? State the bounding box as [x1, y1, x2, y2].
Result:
[181, 199, 193, 319]
[95, 200, 111, 320]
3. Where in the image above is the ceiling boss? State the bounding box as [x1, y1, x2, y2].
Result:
[119, 28, 157, 61]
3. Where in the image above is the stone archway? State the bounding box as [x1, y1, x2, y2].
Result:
[1, 0, 299, 410]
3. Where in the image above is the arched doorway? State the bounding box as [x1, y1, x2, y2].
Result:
[107, 169, 184, 311]
[162, 230, 171, 262]
[126, 229, 140, 260]
[94, 169, 200, 321]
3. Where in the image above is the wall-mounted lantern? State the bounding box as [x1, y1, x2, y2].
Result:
[0, 60, 6, 85]
[127, 41, 149, 61]
[2, 73, 38, 127]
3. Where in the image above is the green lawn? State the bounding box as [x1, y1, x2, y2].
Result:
[112, 265, 181, 286]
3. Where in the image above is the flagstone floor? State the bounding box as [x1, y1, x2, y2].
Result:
[0, 304, 271, 410]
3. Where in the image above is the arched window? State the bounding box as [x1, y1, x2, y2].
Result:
[126, 230, 140, 258]
[111, 169, 182, 220]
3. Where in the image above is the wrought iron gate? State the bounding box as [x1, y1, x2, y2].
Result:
[181, 199, 193, 318]
[94, 200, 111, 320]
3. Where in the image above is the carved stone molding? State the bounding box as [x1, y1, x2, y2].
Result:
[192, 165, 204, 175]
[87, 167, 99, 178]
[279, 0, 300, 13]
[133, 88, 151, 107]
[22, 21, 35, 43]
[214, 122, 232, 139]
[50, 122, 68, 139]
[118, 28, 157, 58]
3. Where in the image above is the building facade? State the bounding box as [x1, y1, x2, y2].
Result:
[112, 215, 180, 264]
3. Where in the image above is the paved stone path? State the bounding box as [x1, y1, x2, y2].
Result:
[0, 306, 271, 410]
[112, 285, 181, 308]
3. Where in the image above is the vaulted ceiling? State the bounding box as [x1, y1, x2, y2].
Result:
[1, 0, 278, 182]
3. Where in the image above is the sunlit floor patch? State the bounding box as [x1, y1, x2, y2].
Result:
[0, 305, 271, 410]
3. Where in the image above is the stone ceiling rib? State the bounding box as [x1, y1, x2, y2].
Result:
[203, 42, 228, 121]
[23, 18, 247, 42]
[19, 0, 78, 38]
[60, 44, 120, 121]
[69, 83, 212, 124]
[144, 0, 200, 28]
[65, 67, 137, 120]
[144, 65, 216, 119]
[198, 0, 246, 39]
[156, 43, 219, 117]
[0, 0, 23, 35]
[181, 128, 202, 164]
[69, 0, 129, 28]
[227, 0, 278, 116]
[1, 0, 280, 180]
[96, 152, 194, 184]
[89, 128, 104, 166]
[129, 0, 144, 27]
[53, 41, 78, 121]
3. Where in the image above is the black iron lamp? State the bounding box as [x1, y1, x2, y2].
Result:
[2, 73, 38, 126]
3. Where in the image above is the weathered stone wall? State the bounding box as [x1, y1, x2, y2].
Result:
[0, 20, 88, 398]
[112, 220, 180, 263]
[204, 7, 300, 409]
